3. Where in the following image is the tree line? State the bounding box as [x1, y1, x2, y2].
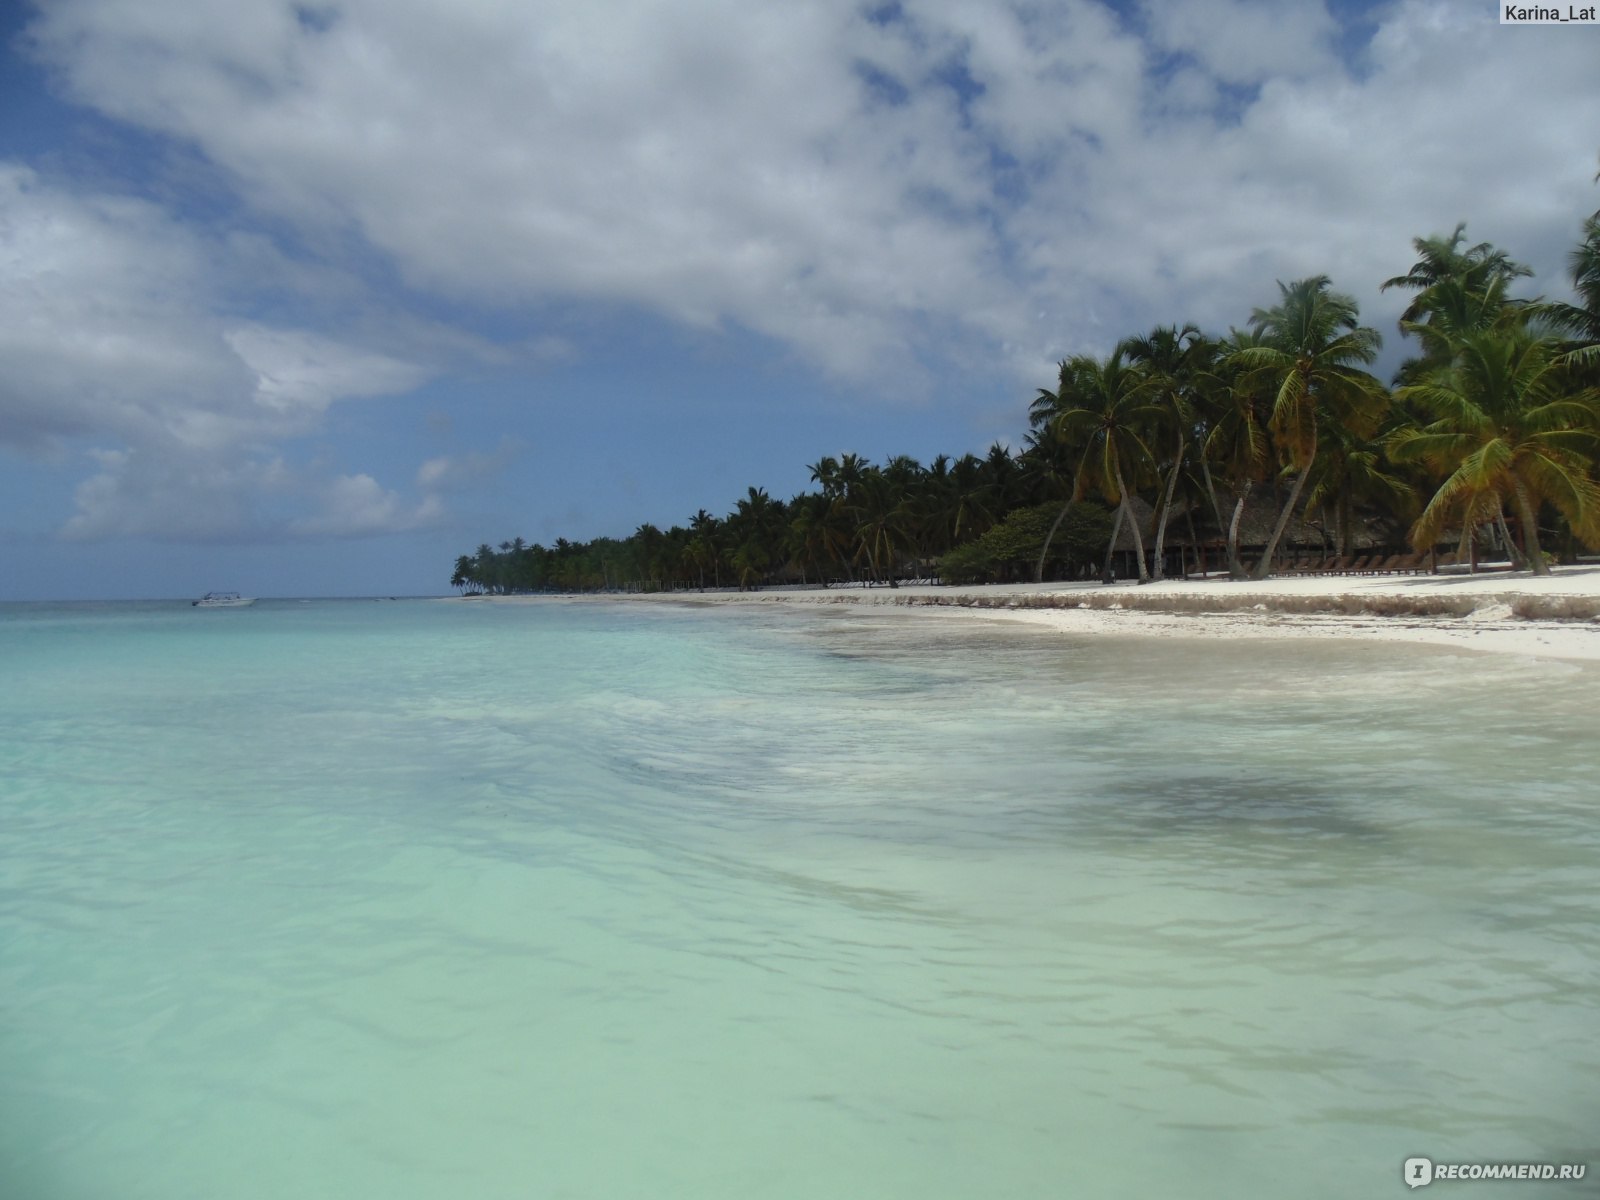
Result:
[452, 207, 1600, 594]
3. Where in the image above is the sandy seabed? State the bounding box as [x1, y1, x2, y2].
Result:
[471, 566, 1600, 663]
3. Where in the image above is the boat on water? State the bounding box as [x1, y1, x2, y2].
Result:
[192, 591, 256, 608]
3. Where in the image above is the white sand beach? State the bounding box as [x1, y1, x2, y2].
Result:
[490, 565, 1600, 662]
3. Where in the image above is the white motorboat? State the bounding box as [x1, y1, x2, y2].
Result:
[192, 591, 256, 608]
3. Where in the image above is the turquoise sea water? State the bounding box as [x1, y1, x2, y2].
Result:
[1, 597, 1596, 1199]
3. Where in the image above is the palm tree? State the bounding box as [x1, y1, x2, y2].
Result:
[726, 487, 787, 588]
[1231, 276, 1388, 579]
[1390, 326, 1600, 575]
[1570, 209, 1600, 343]
[848, 468, 912, 583]
[982, 442, 1023, 514]
[1034, 350, 1160, 583]
[688, 509, 723, 587]
[787, 492, 832, 584]
[1382, 224, 1531, 321]
[1541, 210, 1600, 373]
[1301, 418, 1417, 556]
[1121, 323, 1208, 580]
[1384, 226, 1532, 392]
[1194, 328, 1271, 578]
[836, 453, 870, 500]
[807, 456, 842, 499]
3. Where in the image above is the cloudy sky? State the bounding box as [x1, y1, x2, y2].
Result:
[2, 0, 1596, 599]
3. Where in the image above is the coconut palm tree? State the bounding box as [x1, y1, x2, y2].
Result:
[1302, 418, 1417, 556]
[807, 456, 842, 500]
[1193, 328, 1272, 578]
[1121, 323, 1209, 580]
[1021, 420, 1090, 582]
[1384, 226, 1532, 390]
[725, 488, 787, 588]
[687, 509, 723, 588]
[1034, 350, 1161, 583]
[1540, 210, 1600, 374]
[1382, 224, 1531, 319]
[1231, 277, 1388, 579]
[848, 468, 913, 583]
[1390, 326, 1600, 575]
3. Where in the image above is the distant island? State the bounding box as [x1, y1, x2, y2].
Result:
[452, 211, 1600, 595]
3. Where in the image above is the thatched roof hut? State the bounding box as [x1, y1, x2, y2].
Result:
[1109, 492, 1392, 555]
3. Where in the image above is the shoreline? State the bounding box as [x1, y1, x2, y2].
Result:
[460, 567, 1600, 663]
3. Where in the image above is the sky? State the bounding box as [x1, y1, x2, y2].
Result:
[1, 0, 1597, 600]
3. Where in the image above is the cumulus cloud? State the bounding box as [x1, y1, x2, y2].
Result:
[415, 437, 523, 493]
[1140, 0, 1341, 86]
[0, 163, 441, 540]
[224, 326, 427, 422]
[24, 0, 1599, 385]
[0, 163, 248, 451]
[61, 446, 441, 542]
[288, 473, 442, 538]
[10, 0, 1600, 547]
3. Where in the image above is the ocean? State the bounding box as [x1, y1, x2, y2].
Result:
[1, 597, 1596, 1198]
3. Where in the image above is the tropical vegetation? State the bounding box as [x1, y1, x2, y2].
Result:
[451, 205, 1600, 593]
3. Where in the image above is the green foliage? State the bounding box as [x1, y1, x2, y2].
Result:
[938, 502, 1112, 584]
[452, 201, 1600, 591]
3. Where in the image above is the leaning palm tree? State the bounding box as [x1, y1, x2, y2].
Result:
[1197, 328, 1272, 578]
[1231, 277, 1388, 578]
[1019, 420, 1091, 582]
[1301, 418, 1417, 557]
[1036, 350, 1161, 583]
[1390, 326, 1600, 575]
[1120, 324, 1209, 581]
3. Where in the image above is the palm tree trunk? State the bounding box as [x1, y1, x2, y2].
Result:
[1458, 521, 1476, 574]
[1511, 481, 1550, 575]
[1207, 461, 1249, 579]
[1199, 455, 1224, 531]
[1149, 434, 1184, 582]
[1251, 450, 1315, 581]
[1226, 493, 1249, 579]
[1494, 510, 1525, 570]
[1035, 499, 1074, 583]
[1114, 461, 1150, 583]
[1101, 501, 1127, 583]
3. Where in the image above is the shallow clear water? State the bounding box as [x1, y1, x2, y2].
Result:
[1, 598, 1596, 1198]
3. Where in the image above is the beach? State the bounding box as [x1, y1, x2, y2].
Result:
[475, 565, 1600, 663]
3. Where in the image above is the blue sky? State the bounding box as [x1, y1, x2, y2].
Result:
[2, 0, 1596, 600]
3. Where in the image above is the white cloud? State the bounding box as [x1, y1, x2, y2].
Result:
[224, 326, 427, 420]
[0, 163, 248, 450]
[12, 0, 1600, 533]
[415, 437, 523, 492]
[288, 473, 442, 538]
[61, 447, 440, 542]
[0, 162, 443, 540]
[1140, 0, 1340, 86]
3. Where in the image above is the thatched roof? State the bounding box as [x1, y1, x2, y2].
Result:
[1109, 492, 1390, 553]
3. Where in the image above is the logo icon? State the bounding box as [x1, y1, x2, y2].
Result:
[1404, 1157, 1434, 1188]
